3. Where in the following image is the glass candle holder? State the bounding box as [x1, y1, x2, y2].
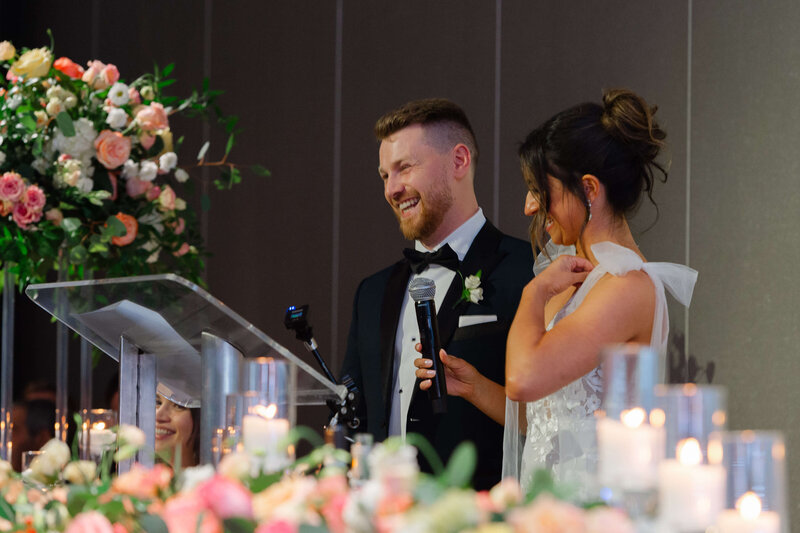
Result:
[79, 408, 117, 463]
[596, 344, 663, 517]
[656, 384, 727, 532]
[711, 431, 787, 533]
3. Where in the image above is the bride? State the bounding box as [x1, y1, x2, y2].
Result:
[414, 88, 696, 493]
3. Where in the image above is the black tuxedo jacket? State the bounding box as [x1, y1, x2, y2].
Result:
[340, 221, 533, 489]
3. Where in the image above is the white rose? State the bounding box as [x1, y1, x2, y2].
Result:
[179, 464, 215, 492]
[218, 452, 252, 481]
[29, 452, 62, 482]
[139, 160, 158, 182]
[46, 86, 65, 100]
[118, 424, 146, 448]
[107, 82, 129, 106]
[63, 460, 97, 484]
[76, 177, 94, 193]
[158, 151, 177, 173]
[121, 159, 138, 179]
[63, 93, 77, 109]
[45, 98, 63, 116]
[0, 151, 6, 167]
[146, 249, 160, 264]
[174, 198, 186, 211]
[468, 287, 483, 304]
[174, 168, 189, 183]
[105, 107, 128, 130]
[40, 439, 71, 467]
[7, 94, 22, 110]
[464, 275, 481, 290]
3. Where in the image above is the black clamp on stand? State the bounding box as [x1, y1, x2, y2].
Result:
[284, 305, 361, 433]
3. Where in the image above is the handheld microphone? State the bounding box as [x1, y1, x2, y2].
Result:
[408, 277, 447, 414]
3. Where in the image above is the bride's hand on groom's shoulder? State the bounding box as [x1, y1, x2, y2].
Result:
[528, 255, 594, 302]
[414, 346, 477, 399]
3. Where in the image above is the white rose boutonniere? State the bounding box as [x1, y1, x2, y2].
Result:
[458, 269, 483, 306]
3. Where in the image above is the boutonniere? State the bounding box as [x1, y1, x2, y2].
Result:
[457, 269, 484, 306]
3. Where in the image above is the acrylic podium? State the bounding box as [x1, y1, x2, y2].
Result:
[25, 274, 345, 470]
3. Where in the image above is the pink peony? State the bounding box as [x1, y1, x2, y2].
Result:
[111, 463, 172, 500]
[135, 102, 169, 131]
[65, 511, 114, 533]
[126, 177, 152, 198]
[82, 60, 119, 90]
[320, 493, 348, 533]
[158, 185, 176, 211]
[196, 475, 253, 520]
[173, 242, 191, 257]
[162, 494, 223, 533]
[255, 521, 299, 533]
[0, 172, 25, 202]
[94, 130, 132, 169]
[22, 184, 46, 211]
[12, 202, 41, 229]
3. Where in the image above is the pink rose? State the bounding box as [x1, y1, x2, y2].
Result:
[22, 184, 46, 211]
[112, 524, 128, 533]
[128, 87, 141, 105]
[158, 185, 176, 211]
[507, 494, 585, 533]
[170, 217, 185, 235]
[255, 521, 298, 533]
[320, 493, 348, 533]
[173, 242, 191, 257]
[135, 102, 169, 131]
[196, 475, 253, 520]
[162, 494, 222, 533]
[126, 177, 152, 198]
[82, 60, 119, 90]
[94, 130, 132, 169]
[139, 131, 156, 150]
[146, 185, 161, 202]
[57, 153, 73, 163]
[45, 208, 63, 226]
[65, 511, 114, 533]
[12, 202, 41, 229]
[0, 172, 25, 202]
[111, 463, 172, 500]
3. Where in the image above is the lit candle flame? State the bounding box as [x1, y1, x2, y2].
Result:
[93, 421, 106, 430]
[621, 407, 646, 428]
[676, 437, 702, 466]
[251, 403, 278, 419]
[736, 491, 762, 520]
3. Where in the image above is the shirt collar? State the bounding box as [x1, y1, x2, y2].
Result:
[414, 208, 486, 262]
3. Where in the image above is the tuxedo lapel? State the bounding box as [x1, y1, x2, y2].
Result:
[380, 261, 412, 416]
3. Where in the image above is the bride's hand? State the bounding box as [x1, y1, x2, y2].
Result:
[531, 254, 594, 301]
[414, 346, 478, 399]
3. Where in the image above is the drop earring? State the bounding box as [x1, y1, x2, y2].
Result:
[587, 201, 592, 222]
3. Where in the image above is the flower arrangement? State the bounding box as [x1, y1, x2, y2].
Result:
[0, 34, 268, 288]
[0, 427, 633, 533]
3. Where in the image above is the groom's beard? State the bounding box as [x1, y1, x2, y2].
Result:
[394, 181, 453, 241]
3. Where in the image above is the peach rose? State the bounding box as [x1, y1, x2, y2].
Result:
[158, 185, 176, 211]
[94, 130, 131, 169]
[12, 202, 41, 229]
[10, 47, 52, 79]
[135, 102, 169, 131]
[22, 184, 46, 211]
[128, 87, 141, 105]
[125, 177, 152, 198]
[45, 208, 64, 226]
[162, 494, 222, 533]
[53, 57, 84, 79]
[0, 172, 25, 202]
[196, 475, 253, 520]
[0, 41, 15, 61]
[110, 212, 138, 247]
[65, 511, 114, 533]
[82, 60, 119, 90]
[507, 494, 585, 533]
[111, 463, 172, 500]
[139, 131, 156, 150]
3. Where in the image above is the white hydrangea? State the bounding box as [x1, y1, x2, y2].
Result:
[158, 152, 177, 173]
[53, 117, 96, 161]
[174, 168, 189, 183]
[121, 159, 138, 179]
[106, 107, 128, 130]
[76, 177, 94, 193]
[139, 160, 158, 182]
[107, 82, 129, 106]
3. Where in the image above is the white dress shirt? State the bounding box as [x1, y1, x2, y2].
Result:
[388, 208, 487, 437]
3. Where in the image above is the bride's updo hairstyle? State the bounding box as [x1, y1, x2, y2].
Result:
[519, 88, 667, 252]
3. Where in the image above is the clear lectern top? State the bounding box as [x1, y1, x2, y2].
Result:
[25, 273, 345, 407]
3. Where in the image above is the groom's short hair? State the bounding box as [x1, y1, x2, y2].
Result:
[374, 98, 479, 164]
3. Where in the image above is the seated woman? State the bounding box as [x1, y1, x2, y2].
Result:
[415, 89, 696, 492]
[155, 393, 200, 468]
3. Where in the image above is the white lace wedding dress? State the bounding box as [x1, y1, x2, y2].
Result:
[501, 241, 698, 497]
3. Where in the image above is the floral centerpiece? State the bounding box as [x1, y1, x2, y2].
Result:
[0, 427, 633, 533]
[0, 34, 267, 287]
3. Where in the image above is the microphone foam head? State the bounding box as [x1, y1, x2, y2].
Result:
[408, 277, 436, 302]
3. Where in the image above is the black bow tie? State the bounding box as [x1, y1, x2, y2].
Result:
[403, 244, 460, 274]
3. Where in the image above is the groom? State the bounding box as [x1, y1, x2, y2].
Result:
[340, 98, 533, 489]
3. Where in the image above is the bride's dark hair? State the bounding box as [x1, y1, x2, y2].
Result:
[519, 88, 667, 253]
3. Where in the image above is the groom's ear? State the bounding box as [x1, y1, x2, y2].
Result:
[581, 174, 600, 203]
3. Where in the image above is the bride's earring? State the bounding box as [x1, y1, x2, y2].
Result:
[587, 201, 592, 222]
